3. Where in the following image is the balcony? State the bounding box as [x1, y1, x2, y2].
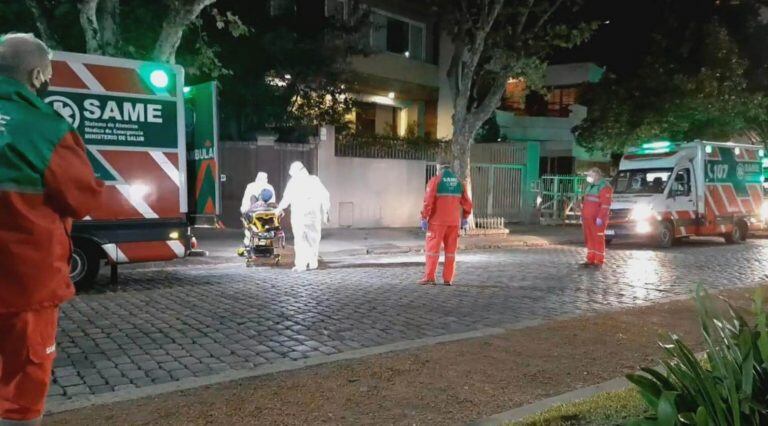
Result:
[350, 53, 439, 88]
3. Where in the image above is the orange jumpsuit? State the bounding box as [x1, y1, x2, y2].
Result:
[0, 77, 103, 422]
[581, 179, 613, 265]
[421, 169, 473, 283]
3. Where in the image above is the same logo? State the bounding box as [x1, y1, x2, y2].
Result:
[44, 95, 80, 128]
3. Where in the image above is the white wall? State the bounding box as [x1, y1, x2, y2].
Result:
[318, 126, 427, 228]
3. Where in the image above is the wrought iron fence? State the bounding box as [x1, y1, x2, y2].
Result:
[536, 175, 587, 224]
[335, 134, 449, 161]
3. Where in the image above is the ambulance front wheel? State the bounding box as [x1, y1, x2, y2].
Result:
[70, 241, 102, 292]
[724, 221, 748, 244]
[657, 221, 675, 248]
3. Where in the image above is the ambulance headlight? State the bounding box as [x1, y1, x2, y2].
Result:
[631, 204, 654, 221]
[636, 220, 652, 234]
[761, 201, 768, 221]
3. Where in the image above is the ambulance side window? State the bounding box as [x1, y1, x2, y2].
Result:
[671, 168, 691, 197]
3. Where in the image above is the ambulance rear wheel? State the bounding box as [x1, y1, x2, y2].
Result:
[70, 241, 101, 292]
[724, 221, 748, 244]
[657, 222, 674, 248]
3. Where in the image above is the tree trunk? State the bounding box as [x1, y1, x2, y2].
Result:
[152, 0, 216, 63]
[78, 0, 102, 54]
[24, 0, 59, 49]
[98, 0, 122, 56]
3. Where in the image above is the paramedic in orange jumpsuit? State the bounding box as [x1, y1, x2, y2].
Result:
[0, 34, 103, 424]
[581, 167, 613, 267]
[419, 164, 473, 285]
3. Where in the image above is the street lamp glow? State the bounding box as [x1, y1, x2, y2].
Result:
[387, 92, 396, 99]
[149, 70, 170, 89]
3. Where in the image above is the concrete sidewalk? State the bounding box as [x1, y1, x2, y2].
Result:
[194, 225, 584, 261]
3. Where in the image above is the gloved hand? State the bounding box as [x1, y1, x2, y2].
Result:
[461, 218, 470, 230]
[595, 218, 604, 227]
[420, 219, 428, 232]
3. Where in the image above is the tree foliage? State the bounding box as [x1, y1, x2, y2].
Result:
[210, 0, 367, 140]
[2, 0, 249, 77]
[575, 0, 768, 153]
[430, 0, 596, 180]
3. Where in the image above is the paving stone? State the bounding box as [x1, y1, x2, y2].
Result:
[63, 385, 90, 396]
[82, 375, 107, 386]
[90, 385, 113, 395]
[106, 377, 130, 386]
[100, 368, 123, 378]
[47, 385, 64, 396]
[170, 369, 194, 380]
[56, 375, 84, 387]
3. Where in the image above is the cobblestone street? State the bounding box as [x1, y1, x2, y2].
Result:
[49, 240, 768, 405]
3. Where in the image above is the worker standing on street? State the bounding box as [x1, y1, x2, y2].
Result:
[580, 167, 612, 268]
[0, 33, 103, 425]
[419, 163, 473, 286]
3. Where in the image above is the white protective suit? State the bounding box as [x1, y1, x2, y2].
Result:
[277, 161, 330, 271]
[241, 172, 276, 245]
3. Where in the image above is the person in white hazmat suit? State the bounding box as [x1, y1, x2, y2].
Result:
[240, 172, 276, 245]
[276, 161, 330, 272]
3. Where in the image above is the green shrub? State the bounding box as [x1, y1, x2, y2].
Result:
[627, 285, 768, 425]
[513, 388, 647, 425]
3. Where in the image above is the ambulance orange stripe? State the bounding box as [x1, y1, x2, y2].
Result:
[87, 186, 144, 220]
[100, 150, 181, 218]
[117, 241, 178, 263]
[51, 61, 88, 89]
[84, 64, 155, 96]
[720, 185, 742, 214]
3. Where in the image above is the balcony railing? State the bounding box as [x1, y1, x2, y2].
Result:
[335, 133, 450, 161]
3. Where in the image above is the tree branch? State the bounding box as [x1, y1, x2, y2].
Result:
[24, 0, 59, 48]
[98, 0, 122, 56]
[153, 0, 216, 63]
[459, 0, 505, 102]
[79, 0, 102, 54]
[516, 0, 536, 37]
[533, 0, 564, 33]
[467, 74, 507, 133]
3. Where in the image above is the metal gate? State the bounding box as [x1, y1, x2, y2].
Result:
[471, 164, 525, 222]
[536, 175, 587, 224]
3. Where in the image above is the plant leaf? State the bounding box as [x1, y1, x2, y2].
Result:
[658, 391, 679, 426]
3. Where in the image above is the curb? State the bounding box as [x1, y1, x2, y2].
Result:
[470, 377, 631, 426]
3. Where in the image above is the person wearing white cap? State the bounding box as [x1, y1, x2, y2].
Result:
[276, 161, 330, 271]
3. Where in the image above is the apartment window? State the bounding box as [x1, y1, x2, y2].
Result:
[355, 103, 377, 136]
[371, 11, 425, 61]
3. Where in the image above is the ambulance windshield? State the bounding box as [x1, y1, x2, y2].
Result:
[612, 168, 673, 194]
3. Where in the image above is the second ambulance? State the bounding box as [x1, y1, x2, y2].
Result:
[607, 141, 766, 247]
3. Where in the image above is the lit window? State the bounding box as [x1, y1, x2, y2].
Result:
[371, 11, 425, 61]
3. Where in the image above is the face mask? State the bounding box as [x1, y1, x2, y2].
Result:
[35, 79, 50, 98]
[586, 176, 595, 184]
